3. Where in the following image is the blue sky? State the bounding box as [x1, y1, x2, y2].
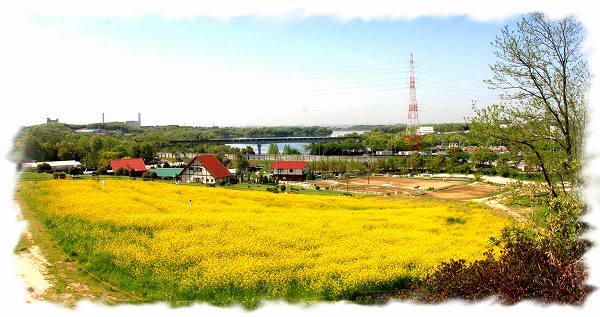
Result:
[25, 14, 512, 126]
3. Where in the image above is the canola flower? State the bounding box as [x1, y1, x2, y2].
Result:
[19, 180, 510, 304]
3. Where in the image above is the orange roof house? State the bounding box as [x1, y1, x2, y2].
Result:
[109, 158, 147, 173]
[178, 155, 233, 184]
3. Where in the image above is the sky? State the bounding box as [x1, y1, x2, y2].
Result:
[4, 5, 513, 127]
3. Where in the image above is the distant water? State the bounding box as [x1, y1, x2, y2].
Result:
[227, 130, 368, 154]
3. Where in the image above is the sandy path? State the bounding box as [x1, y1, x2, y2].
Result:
[13, 231, 52, 303]
[471, 196, 526, 223]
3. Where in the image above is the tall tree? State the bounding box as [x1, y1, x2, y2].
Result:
[473, 13, 588, 211]
[267, 143, 279, 155]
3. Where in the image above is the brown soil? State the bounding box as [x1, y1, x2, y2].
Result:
[426, 183, 499, 200]
[307, 176, 464, 195]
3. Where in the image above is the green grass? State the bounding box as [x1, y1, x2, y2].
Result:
[17, 172, 54, 181]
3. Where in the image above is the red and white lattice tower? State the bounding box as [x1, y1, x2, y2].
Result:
[405, 53, 421, 150]
[406, 53, 420, 136]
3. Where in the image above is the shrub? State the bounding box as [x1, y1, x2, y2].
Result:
[417, 226, 592, 304]
[279, 185, 286, 192]
[150, 171, 158, 179]
[36, 163, 52, 173]
[266, 187, 279, 193]
[96, 166, 108, 175]
[115, 167, 125, 176]
[314, 185, 320, 190]
[67, 166, 81, 175]
[446, 217, 466, 224]
[52, 171, 66, 179]
[129, 169, 136, 177]
[142, 172, 151, 181]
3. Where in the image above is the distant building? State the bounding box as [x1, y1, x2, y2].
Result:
[375, 150, 394, 156]
[178, 154, 233, 184]
[75, 128, 102, 133]
[46, 118, 59, 123]
[417, 126, 435, 135]
[109, 158, 147, 176]
[271, 161, 309, 182]
[126, 113, 141, 127]
[21, 160, 81, 172]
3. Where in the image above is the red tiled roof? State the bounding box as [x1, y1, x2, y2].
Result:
[271, 161, 308, 169]
[194, 155, 233, 179]
[109, 158, 147, 172]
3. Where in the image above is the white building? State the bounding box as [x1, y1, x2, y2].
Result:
[417, 126, 435, 135]
[21, 160, 82, 172]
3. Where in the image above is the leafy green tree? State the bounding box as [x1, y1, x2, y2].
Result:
[282, 144, 301, 155]
[471, 148, 498, 168]
[36, 162, 52, 173]
[267, 143, 279, 154]
[474, 13, 588, 211]
[362, 131, 389, 152]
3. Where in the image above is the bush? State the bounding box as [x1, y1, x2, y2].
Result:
[315, 185, 320, 190]
[417, 226, 592, 304]
[129, 169, 136, 177]
[115, 167, 125, 176]
[456, 163, 471, 174]
[67, 166, 81, 175]
[96, 166, 108, 175]
[279, 185, 286, 192]
[36, 163, 52, 173]
[150, 171, 158, 179]
[142, 171, 151, 181]
[52, 171, 66, 179]
[266, 187, 279, 193]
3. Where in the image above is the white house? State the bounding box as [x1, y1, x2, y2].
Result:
[21, 160, 82, 172]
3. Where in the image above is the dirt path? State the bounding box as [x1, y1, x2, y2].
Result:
[13, 230, 52, 303]
[471, 196, 527, 223]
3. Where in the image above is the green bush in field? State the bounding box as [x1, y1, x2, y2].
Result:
[96, 166, 108, 175]
[36, 163, 52, 173]
[52, 171, 66, 179]
[67, 166, 81, 175]
[114, 167, 125, 176]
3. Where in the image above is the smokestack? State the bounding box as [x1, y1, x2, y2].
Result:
[102, 113, 105, 123]
[138, 112, 141, 127]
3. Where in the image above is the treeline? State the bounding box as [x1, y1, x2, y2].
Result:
[305, 130, 503, 155]
[12, 123, 332, 168]
[345, 123, 469, 133]
[305, 149, 537, 179]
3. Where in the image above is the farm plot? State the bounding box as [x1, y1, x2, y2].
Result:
[18, 179, 510, 306]
[308, 176, 465, 195]
[426, 182, 499, 200]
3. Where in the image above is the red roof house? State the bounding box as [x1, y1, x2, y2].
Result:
[109, 158, 147, 174]
[271, 161, 309, 181]
[178, 155, 233, 184]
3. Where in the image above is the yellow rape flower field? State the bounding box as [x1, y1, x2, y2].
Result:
[18, 179, 511, 306]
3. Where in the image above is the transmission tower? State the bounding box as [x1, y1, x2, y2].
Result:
[405, 53, 421, 150]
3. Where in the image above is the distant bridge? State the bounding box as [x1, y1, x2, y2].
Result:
[168, 136, 359, 154]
